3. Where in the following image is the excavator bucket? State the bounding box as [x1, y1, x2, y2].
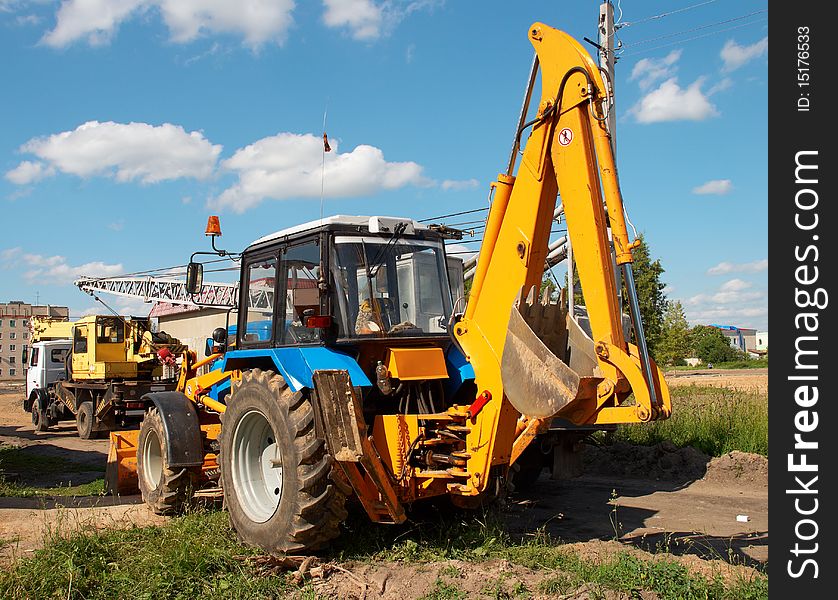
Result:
[104, 430, 140, 496]
[501, 289, 602, 418]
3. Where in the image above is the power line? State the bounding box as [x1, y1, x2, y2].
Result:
[418, 207, 488, 223]
[620, 0, 721, 28]
[81, 255, 238, 282]
[620, 9, 768, 49]
[621, 18, 767, 57]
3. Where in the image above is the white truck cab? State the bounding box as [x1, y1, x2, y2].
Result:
[25, 339, 71, 406]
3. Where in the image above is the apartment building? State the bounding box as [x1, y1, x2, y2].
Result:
[0, 301, 69, 382]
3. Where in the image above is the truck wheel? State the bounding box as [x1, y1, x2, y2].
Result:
[76, 401, 96, 439]
[510, 442, 547, 492]
[221, 369, 347, 554]
[31, 397, 49, 433]
[137, 407, 196, 515]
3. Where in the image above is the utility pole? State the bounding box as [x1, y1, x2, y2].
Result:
[598, 0, 617, 154]
[598, 1, 624, 310]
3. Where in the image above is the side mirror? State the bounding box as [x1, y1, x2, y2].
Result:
[205, 327, 228, 357]
[186, 261, 204, 295]
[21, 347, 28, 364]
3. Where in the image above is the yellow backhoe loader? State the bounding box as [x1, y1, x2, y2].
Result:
[106, 22, 670, 553]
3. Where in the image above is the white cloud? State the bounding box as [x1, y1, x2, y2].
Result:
[158, 0, 295, 48]
[441, 178, 478, 191]
[4, 160, 54, 185]
[687, 288, 764, 306]
[8, 121, 221, 184]
[629, 50, 682, 90]
[721, 37, 768, 72]
[322, 0, 382, 40]
[706, 77, 733, 96]
[1, 248, 124, 285]
[719, 278, 751, 292]
[686, 304, 768, 328]
[210, 132, 429, 213]
[41, 0, 147, 47]
[692, 179, 733, 195]
[41, 0, 296, 49]
[628, 77, 718, 124]
[322, 0, 441, 41]
[16, 13, 41, 26]
[79, 295, 152, 317]
[681, 278, 767, 329]
[707, 259, 768, 276]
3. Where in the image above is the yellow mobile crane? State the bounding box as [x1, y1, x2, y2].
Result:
[108, 22, 670, 553]
[24, 314, 186, 438]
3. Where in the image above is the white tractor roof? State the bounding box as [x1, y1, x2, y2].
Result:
[249, 215, 428, 248]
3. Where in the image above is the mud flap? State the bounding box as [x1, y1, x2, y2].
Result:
[501, 292, 601, 418]
[312, 370, 406, 524]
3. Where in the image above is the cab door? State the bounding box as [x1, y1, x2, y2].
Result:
[25, 345, 41, 398]
[71, 325, 89, 376]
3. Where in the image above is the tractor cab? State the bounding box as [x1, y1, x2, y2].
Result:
[237, 215, 456, 350]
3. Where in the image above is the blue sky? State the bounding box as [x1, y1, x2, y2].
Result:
[1, 0, 768, 331]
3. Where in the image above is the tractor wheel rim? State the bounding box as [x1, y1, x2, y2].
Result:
[141, 428, 164, 490]
[231, 409, 283, 523]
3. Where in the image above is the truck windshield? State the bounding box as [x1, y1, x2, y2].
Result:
[331, 236, 453, 338]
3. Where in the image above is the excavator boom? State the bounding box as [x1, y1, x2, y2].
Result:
[453, 23, 670, 487]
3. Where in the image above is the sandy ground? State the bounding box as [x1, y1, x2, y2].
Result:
[665, 367, 768, 395]
[0, 376, 768, 592]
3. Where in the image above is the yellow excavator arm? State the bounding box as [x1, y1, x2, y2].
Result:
[453, 23, 670, 481]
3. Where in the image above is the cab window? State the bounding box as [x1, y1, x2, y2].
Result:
[96, 317, 124, 344]
[73, 327, 88, 354]
[29, 346, 40, 368]
[240, 256, 278, 345]
[51, 348, 69, 364]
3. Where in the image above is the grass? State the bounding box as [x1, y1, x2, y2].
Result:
[0, 478, 105, 498]
[0, 510, 292, 600]
[0, 443, 106, 498]
[331, 507, 766, 599]
[610, 385, 768, 457]
[0, 507, 767, 600]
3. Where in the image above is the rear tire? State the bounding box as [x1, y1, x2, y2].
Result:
[76, 401, 96, 439]
[220, 369, 347, 554]
[137, 407, 197, 515]
[510, 442, 547, 492]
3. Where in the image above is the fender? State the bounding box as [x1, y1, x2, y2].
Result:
[142, 391, 204, 467]
[24, 388, 49, 414]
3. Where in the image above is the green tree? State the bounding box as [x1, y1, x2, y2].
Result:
[540, 274, 559, 302]
[562, 235, 668, 356]
[622, 235, 667, 356]
[656, 300, 691, 365]
[689, 325, 741, 364]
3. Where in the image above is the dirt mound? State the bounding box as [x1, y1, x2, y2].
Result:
[305, 541, 762, 599]
[583, 442, 767, 487]
[310, 557, 644, 600]
[704, 451, 768, 487]
[583, 441, 709, 483]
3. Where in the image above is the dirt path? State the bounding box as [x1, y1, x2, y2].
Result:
[665, 368, 768, 394]
[0, 384, 768, 587]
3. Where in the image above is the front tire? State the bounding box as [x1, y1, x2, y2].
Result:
[137, 407, 196, 514]
[31, 394, 49, 433]
[220, 369, 347, 554]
